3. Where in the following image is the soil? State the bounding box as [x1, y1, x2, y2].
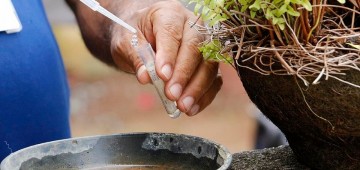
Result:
[230, 145, 309, 169]
[236, 59, 360, 169]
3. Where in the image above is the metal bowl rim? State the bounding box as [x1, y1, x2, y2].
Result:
[1, 132, 232, 170]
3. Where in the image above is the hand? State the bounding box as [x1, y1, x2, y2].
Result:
[69, 0, 223, 116]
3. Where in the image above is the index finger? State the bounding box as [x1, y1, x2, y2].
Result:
[164, 12, 205, 101]
[151, 2, 186, 82]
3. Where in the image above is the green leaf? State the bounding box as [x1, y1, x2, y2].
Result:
[209, 14, 227, 26]
[337, 0, 346, 4]
[209, 0, 216, 9]
[278, 17, 285, 24]
[215, 0, 225, 7]
[278, 23, 285, 30]
[214, 7, 222, 13]
[300, 0, 312, 11]
[239, 0, 249, 5]
[286, 6, 300, 16]
[225, 1, 234, 9]
[265, 8, 273, 19]
[200, 40, 233, 64]
[272, 17, 279, 24]
[194, 3, 202, 16]
[347, 43, 360, 50]
[273, 0, 283, 5]
[250, 10, 257, 18]
[241, 5, 249, 12]
[260, 3, 267, 8]
[290, 0, 301, 3]
[249, 0, 261, 11]
[203, 11, 217, 21]
[202, 6, 210, 16]
[275, 4, 288, 17]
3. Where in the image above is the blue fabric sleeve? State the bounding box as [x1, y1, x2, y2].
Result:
[0, 0, 71, 161]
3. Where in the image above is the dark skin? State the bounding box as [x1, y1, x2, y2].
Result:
[66, 0, 222, 116]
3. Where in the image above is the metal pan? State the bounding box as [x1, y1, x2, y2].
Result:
[1, 133, 232, 170]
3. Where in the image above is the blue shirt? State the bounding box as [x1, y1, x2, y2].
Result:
[0, 0, 71, 160]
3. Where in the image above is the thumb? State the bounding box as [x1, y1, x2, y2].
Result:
[133, 34, 153, 85]
[111, 25, 151, 85]
[136, 64, 151, 84]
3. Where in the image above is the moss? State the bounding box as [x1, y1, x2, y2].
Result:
[230, 145, 309, 169]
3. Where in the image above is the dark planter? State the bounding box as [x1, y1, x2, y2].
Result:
[236, 59, 360, 169]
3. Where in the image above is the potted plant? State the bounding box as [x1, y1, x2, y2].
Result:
[186, 0, 360, 169]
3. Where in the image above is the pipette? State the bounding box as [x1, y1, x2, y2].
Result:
[136, 44, 181, 118]
[80, 0, 136, 34]
[80, 0, 181, 118]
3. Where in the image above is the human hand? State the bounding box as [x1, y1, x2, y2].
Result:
[70, 0, 222, 116]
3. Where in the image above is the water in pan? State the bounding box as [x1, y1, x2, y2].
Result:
[84, 164, 161, 170]
[82, 164, 198, 170]
[20, 149, 220, 170]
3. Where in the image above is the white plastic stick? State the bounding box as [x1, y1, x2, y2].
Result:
[136, 43, 181, 118]
[80, 0, 137, 33]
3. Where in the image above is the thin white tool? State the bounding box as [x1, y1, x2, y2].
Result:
[136, 43, 181, 118]
[80, 0, 137, 33]
[80, 0, 181, 118]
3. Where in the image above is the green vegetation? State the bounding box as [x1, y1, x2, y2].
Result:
[185, 0, 360, 88]
[199, 39, 233, 63]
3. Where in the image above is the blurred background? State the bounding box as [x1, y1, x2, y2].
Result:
[42, 0, 260, 153]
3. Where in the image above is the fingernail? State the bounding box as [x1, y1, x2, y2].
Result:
[169, 84, 182, 100]
[189, 104, 200, 116]
[161, 64, 172, 80]
[137, 65, 147, 78]
[182, 96, 194, 112]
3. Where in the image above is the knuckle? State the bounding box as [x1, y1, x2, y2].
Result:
[110, 38, 138, 73]
[176, 65, 192, 82]
[184, 36, 203, 54]
[110, 39, 124, 57]
[162, 22, 183, 42]
[110, 31, 129, 53]
[191, 34, 205, 44]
